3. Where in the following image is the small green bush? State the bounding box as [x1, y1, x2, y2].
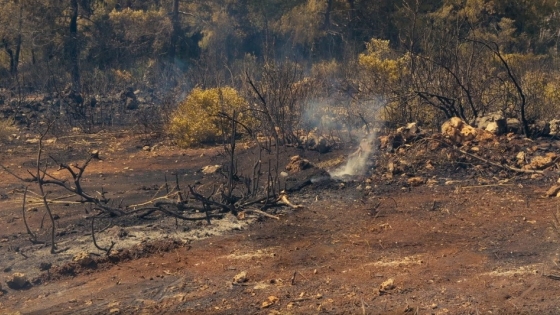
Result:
[169, 87, 254, 147]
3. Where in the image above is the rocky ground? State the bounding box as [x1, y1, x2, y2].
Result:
[2, 120, 560, 314]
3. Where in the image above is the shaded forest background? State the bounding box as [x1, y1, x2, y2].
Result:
[2, 0, 560, 140]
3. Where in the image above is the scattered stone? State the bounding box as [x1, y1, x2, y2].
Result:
[73, 252, 95, 267]
[426, 178, 438, 187]
[524, 153, 558, 170]
[201, 165, 222, 175]
[441, 117, 477, 143]
[407, 177, 425, 187]
[550, 119, 560, 136]
[142, 145, 151, 151]
[233, 271, 248, 284]
[379, 133, 404, 151]
[396, 122, 424, 142]
[7, 272, 30, 290]
[516, 151, 526, 166]
[476, 112, 507, 135]
[261, 295, 279, 308]
[379, 278, 395, 293]
[91, 150, 100, 159]
[442, 117, 495, 143]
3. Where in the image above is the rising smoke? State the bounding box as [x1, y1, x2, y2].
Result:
[329, 131, 376, 179]
[301, 98, 383, 180]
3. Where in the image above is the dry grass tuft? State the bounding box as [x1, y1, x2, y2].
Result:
[0, 118, 17, 142]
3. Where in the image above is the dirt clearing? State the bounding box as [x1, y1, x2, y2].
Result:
[2, 131, 560, 314]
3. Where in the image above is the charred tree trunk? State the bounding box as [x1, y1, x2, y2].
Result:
[2, 1, 23, 76]
[168, 0, 180, 63]
[13, 1, 22, 75]
[2, 41, 15, 75]
[13, 34, 21, 75]
[69, 0, 81, 93]
[323, 0, 333, 30]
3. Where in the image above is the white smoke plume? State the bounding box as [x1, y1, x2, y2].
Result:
[329, 131, 376, 179]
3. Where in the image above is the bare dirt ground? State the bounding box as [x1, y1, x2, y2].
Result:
[2, 130, 560, 314]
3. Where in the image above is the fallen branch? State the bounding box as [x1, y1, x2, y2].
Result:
[456, 147, 545, 174]
[427, 137, 547, 174]
[127, 206, 223, 221]
[242, 208, 280, 220]
[460, 183, 515, 189]
[279, 192, 304, 209]
[544, 273, 560, 281]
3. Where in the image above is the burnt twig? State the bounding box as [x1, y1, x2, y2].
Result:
[91, 215, 115, 255]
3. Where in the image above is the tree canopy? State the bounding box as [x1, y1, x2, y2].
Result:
[1, 0, 560, 133]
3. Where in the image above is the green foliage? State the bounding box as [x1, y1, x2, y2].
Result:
[2, 0, 560, 134]
[169, 87, 253, 147]
[358, 39, 409, 87]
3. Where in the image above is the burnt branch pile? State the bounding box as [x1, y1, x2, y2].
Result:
[3, 122, 303, 255]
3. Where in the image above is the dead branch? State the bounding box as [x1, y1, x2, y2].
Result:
[126, 205, 223, 221]
[455, 147, 544, 174]
[27, 152, 125, 217]
[189, 185, 233, 213]
[0, 164, 32, 182]
[35, 122, 57, 254]
[91, 215, 115, 255]
[21, 186, 43, 244]
[242, 208, 280, 220]
[427, 137, 547, 174]
[279, 192, 304, 209]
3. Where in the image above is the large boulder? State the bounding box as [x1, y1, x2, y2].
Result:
[475, 112, 507, 135]
[523, 152, 558, 170]
[441, 117, 495, 143]
[442, 117, 477, 143]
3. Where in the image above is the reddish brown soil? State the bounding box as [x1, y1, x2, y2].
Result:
[2, 132, 560, 314]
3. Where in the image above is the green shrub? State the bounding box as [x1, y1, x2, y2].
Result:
[169, 87, 254, 147]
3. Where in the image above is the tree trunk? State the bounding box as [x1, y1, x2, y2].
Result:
[168, 0, 180, 63]
[13, 0, 22, 75]
[2, 41, 15, 75]
[13, 34, 21, 75]
[323, 0, 333, 30]
[69, 0, 81, 93]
